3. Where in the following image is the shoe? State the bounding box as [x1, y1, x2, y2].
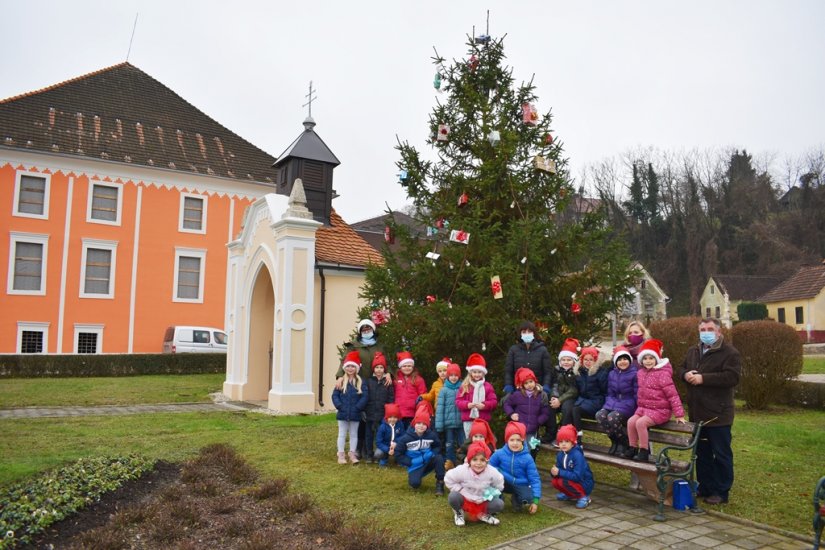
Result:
[703, 495, 728, 505]
[632, 449, 650, 462]
[622, 446, 637, 459]
[444, 459, 455, 471]
[348, 451, 360, 464]
[337, 451, 347, 464]
[556, 492, 570, 501]
[576, 497, 591, 509]
[479, 513, 500, 525]
[453, 509, 465, 526]
[435, 481, 445, 496]
[378, 460, 388, 468]
[608, 436, 619, 455]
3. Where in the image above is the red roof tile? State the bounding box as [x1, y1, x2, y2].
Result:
[758, 264, 825, 302]
[316, 210, 383, 268]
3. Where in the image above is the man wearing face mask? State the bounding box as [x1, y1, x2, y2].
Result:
[503, 321, 554, 397]
[679, 317, 741, 505]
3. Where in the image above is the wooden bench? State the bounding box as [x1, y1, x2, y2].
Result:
[540, 417, 705, 521]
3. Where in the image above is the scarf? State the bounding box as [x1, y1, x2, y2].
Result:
[470, 379, 486, 419]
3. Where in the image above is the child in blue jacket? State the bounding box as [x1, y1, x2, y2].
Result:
[395, 409, 446, 495]
[489, 421, 542, 514]
[331, 350, 369, 464]
[435, 363, 464, 469]
[374, 403, 405, 467]
[550, 424, 594, 508]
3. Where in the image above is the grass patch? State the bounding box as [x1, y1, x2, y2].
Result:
[0, 373, 224, 407]
[803, 356, 825, 374]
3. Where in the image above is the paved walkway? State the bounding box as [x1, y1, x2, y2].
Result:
[1, 401, 815, 548]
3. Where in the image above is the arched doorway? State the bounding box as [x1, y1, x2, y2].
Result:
[246, 264, 274, 401]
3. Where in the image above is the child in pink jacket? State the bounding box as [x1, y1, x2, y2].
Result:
[455, 353, 498, 438]
[624, 339, 686, 462]
[394, 351, 427, 429]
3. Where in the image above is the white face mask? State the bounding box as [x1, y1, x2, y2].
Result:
[361, 330, 374, 340]
[521, 332, 534, 344]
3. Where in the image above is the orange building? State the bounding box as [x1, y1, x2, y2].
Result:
[0, 63, 281, 353]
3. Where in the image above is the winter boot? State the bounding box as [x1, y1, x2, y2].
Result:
[348, 451, 360, 464]
[623, 446, 638, 459]
[337, 451, 347, 464]
[607, 435, 619, 455]
[632, 448, 650, 462]
[435, 480, 445, 496]
[615, 435, 629, 457]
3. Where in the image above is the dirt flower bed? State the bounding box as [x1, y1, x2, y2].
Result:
[26, 444, 406, 550]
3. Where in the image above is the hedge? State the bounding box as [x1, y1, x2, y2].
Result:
[737, 302, 768, 321]
[0, 353, 226, 378]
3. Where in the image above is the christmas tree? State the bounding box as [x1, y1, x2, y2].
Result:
[358, 34, 636, 381]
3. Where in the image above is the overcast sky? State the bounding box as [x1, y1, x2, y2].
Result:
[2, 1, 823, 223]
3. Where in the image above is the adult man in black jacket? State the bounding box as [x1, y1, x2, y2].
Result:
[679, 318, 741, 505]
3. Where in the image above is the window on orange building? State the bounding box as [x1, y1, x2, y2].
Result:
[88, 183, 121, 224]
[14, 172, 50, 219]
[80, 239, 117, 298]
[180, 194, 207, 233]
[174, 248, 206, 303]
[17, 322, 49, 354]
[8, 232, 48, 295]
[74, 324, 103, 354]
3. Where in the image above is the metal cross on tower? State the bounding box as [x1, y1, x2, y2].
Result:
[302, 81, 317, 117]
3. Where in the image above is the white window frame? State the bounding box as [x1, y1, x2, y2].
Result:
[79, 238, 118, 299]
[13, 170, 51, 219]
[73, 323, 104, 354]
[178, 192, 208, 234]
[86, 181, 123, 225]
[17, 321, 49, 354]
[173, 247, 207, 303]
[7, 232, 49, 295]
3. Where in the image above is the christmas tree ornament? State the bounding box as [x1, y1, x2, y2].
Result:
[425, 251, 440, 261]
[433, 72, 442, 91]
[465, 260, 471, 267]
[522, 103, 538, 125]
[371, 301, 380, 308]
[449, 262, 454, 270]
[475, 34, 491, 44]
[487, 130, 500, 146]
[435, 217, 447, 229]
[449, 229, 470, 244]
[520, 257, 527, 264]
[426, 295, 437, 304]
[491, 275, 503, 299]
[384, 226, 395, 244]
[469, 55, 479, 71]
[544, 133, 554, 145]
[481, 341, 487, 351]
[571, 303, 582, 315]
[457, 192, 469, 207]
[510, 201, 515, 209]
[550, 248, 557, 255]
[447, 301, 453, 309]
[398, 169, 409, 184]
[559, 187, 567, 198]
[533, 155, 557, 173]
[426, 226, 439, 237]
[371, 308, 391, 326]
[437, 124, 450, 142]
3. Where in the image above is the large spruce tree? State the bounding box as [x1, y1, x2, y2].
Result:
[358, 35, 636, 380]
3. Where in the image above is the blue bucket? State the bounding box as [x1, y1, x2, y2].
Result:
[672, 480, 695, 511]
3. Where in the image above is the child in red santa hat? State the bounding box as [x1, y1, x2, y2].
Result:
[444, 440, 505, 526]
[331, 350, 369, 464]
[489, 421, 542, 514]
[503, 368, 551, 456]
[456, 353, 498, 438]
[394, 408, 446, 495]
[395, 351, 428, 429]
[455, 418, 497, 464]
[436, 362, 465, 470]
[544, 338, 580, 446]
[374, 403, 405, 468]
[551, 424, 594, 508]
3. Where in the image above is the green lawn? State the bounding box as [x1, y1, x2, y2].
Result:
[803, 355, 825, 374]
[0, 373, 224, 407]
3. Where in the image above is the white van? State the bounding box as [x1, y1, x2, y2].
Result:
[163, 326, 228, 354]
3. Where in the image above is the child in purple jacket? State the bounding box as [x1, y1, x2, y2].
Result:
[594, 346, 638, 457]
[503, 368, 550, 453]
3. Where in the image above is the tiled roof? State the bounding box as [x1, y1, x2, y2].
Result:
[316, 210, 383, 267]
[758, 264, 825, 302]
[0, 62, 278, 184]
[712, 274, 785, 301]
[351, 211, 426, 234]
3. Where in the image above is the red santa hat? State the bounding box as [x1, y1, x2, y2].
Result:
[637, 338, 664, 363]
[465, 440, 492, 462]
[504, 421, 527, 442]
[372, 351, 387, 371]
[342, 350, 361, 369]
[384, 403, 401, 420]
[413, 409, 430, 428]
[436, 357, 451, 371]
[396, 351, 415, 368]
[557, 424, 578, 444]
[515, 367, 537, 388]
[558, 338, 581, 362]
[613, 345, 632, 365]
[415, 399, 433, 419]
[357, 319, 376, 332]
[579, 346, 600, 362]
[465, 352, 487, 375]
[446, 363, 462, 378]
[467, 418, 497, 447]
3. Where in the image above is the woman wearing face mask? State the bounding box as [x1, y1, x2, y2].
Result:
[622, 321, 651, 367]
[503, 321, 554, 397]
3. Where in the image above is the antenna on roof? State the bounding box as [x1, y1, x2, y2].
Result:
[126, 13, 139, 62]
[302, 81, 317, 118]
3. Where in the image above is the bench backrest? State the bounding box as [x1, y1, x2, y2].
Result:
[580, 417, 696, 446]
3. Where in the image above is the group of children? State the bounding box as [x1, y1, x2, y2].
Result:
[332, 321, 686, 526]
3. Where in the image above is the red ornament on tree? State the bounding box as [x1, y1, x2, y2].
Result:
[384, 226, 395, 244]
[571, 303, 582, 315]
[469, 55, 479, 71]
[545, 133, 553, 145]
[426, 295, 437, 304]
[491, 275, 503, 299]
[457, 193, 469, 207]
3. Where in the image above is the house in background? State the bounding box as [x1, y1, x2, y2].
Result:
[758, 262, 825, 343]
[618, 262, 669, 326]
[350, 210, 425, 254]
[699, 274, 785, 328]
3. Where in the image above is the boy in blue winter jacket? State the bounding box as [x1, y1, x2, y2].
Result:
[374, 403, 405, 467]
[435, 363, 464, 469]
[550, 424, 594, 508]
[489, 421, 542, 514]
[395, 409, 446, 495]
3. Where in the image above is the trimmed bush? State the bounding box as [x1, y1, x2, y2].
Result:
[731, 320, 803, 409]
[737, 302, 768, 321]
[0, 353, 225, 378]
